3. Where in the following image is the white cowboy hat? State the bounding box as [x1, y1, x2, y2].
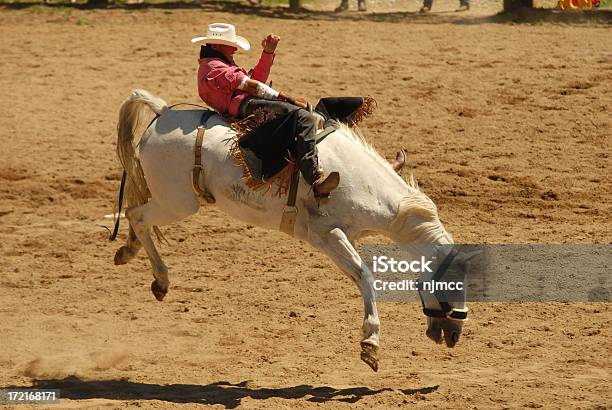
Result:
[191, 23, 250, 51]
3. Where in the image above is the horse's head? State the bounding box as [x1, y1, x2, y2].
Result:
[419, 248, 479, 348]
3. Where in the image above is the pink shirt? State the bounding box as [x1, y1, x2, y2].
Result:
[197, 52, 275, 117]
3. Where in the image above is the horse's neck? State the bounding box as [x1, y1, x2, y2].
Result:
[321, 128, 410, 234]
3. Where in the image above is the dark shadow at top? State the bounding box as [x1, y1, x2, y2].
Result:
[3, 377, 440, 408]
[1, 1, 611, 25]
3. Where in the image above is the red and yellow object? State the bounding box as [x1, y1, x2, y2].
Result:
[558, 0, 593, 10]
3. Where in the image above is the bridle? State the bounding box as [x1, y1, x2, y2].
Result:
[420, 246, 469, 321]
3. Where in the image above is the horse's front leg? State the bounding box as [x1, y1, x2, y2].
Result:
[310, 227, 380, 371]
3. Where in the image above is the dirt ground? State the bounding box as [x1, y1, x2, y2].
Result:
[0, 0, 610, 408]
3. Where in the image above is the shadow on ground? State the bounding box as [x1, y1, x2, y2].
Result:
[3, 377, 439, 407]
[1, 0, 611, 25]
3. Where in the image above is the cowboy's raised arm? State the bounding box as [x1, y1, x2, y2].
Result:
[249, 34, 280, 83]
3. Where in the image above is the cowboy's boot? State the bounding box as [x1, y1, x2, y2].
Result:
[335, 0, 349, 12]
[292, 109, 339, 198]
[313, 170, 340, 198]
[358, 0, 367, 11]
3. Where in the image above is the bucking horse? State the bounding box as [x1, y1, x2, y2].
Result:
[112, 89, 472, 371]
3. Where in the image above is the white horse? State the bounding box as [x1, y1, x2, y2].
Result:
[113, 89, 470, 371]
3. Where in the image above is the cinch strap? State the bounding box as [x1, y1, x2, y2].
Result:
[279, 167, 299, 236]
[192, 126, 216, 203]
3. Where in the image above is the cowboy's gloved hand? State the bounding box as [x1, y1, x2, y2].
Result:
[262, 34, 280, 54]
[278, 92, 310, 110]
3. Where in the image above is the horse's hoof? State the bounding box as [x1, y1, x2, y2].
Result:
[114, 246, 129, 265]
[151, 280, 167, 301]
[360, 341, 379, 372]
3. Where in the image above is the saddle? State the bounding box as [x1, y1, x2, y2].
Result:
[230, 96, 376, 196]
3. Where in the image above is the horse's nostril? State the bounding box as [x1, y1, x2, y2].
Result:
[452, 332, 459, 344]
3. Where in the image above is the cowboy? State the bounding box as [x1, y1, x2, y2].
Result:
[192, 23, 339, 199]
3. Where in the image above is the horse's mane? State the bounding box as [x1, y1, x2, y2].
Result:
[335, 123, 421, 192]
[334, 123, 452, 243]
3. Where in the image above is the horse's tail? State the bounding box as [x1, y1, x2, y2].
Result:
[116, 89, 168, 240]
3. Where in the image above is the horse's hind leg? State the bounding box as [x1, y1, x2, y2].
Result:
[126, 200, 190, 301]
[309, 227, 380, 372]
[114, 225, 142, 265]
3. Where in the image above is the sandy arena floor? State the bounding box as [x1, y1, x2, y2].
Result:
[0, 0, 610, 408]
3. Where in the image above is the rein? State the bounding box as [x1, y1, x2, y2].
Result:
[167, 102, 209, 110]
